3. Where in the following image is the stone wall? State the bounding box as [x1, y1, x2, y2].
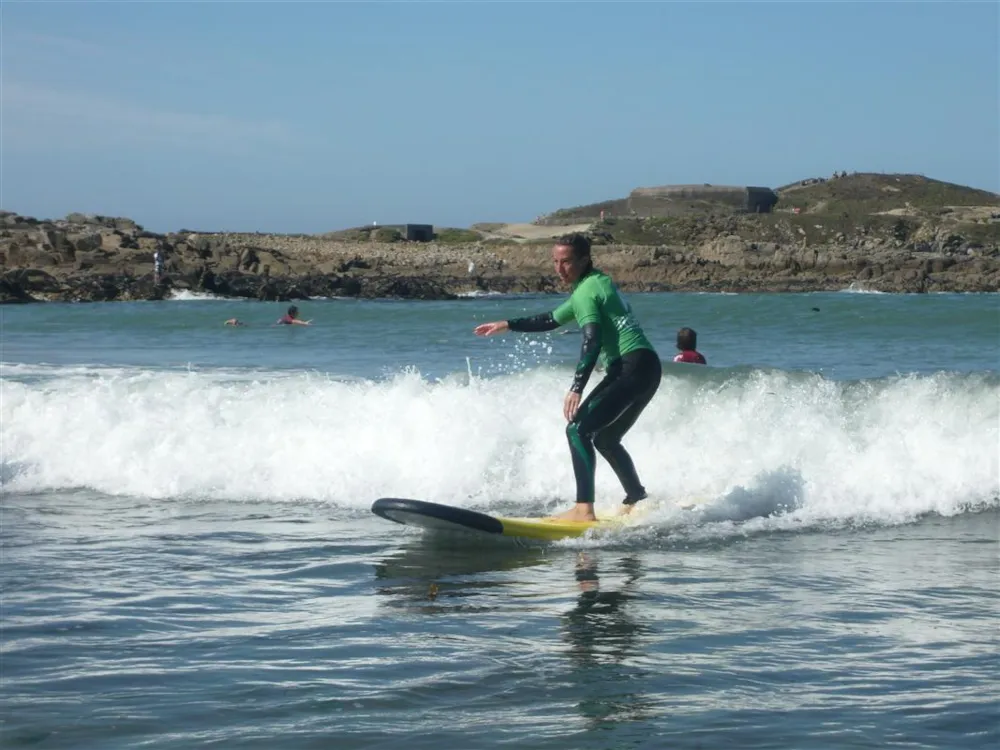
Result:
[628, 184, 774, 217]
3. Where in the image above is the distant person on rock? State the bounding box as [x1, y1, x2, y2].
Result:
[673, 327, 707, 365]
[277, 305, 311, 326]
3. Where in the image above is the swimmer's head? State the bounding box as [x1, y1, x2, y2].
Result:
[676, 327, 698, 351]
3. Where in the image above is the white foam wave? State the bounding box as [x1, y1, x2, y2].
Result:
[839, 284, 888, 295]
[168, 289, 231, 301]
[2, 366, 997, 535]
[457, 290, 506, 298]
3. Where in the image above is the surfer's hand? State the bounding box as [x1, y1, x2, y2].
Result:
[563, 391, 581, 422]
[474, 321, 509, 337]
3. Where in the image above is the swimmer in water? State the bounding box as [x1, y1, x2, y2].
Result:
[276, 305, 311, 326]
[673, 327, 707, 365]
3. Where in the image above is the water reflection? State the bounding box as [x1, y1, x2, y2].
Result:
[370, 536, 660, 728]
[372, 535, 548, 612]
[562, 552, 645, 665]
[561, 552, 658, 728]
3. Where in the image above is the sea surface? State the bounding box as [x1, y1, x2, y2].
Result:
[2, 290, 999, 749]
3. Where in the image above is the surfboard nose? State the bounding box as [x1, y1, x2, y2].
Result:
[371, 498, 504, 535]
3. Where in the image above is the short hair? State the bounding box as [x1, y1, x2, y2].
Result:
[676, 327, 698, 350]
[555, 232, 591, 259]
[288, 305, 299, 316]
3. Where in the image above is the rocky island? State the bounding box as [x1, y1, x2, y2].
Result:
[2, 172, 998, 304]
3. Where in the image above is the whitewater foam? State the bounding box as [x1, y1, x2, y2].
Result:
[3, 364, 997, 535]
[168, 289, 232, 301]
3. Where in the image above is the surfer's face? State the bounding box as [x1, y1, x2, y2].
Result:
[553, 243, 588, 285]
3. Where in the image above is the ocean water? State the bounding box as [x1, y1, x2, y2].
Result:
[2, 290, 998, 749]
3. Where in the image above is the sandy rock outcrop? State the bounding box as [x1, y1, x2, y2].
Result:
[1, 209, 997, 303]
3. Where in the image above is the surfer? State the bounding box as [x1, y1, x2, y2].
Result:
[673, 327, 707, 364]
[277, 305, 311, 326]
[474, 233, 661, 523]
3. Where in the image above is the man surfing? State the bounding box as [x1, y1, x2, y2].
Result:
[474, 233, 661, 523]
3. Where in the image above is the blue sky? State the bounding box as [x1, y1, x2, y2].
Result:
[2, 1, 997, 233]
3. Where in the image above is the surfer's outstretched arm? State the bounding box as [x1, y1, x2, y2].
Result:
[473, 320, 509, 336]
[474, 311, 562, 337]
[508, 312, 560, 333]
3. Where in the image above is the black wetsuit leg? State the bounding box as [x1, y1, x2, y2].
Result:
[565, 348, 662, 504]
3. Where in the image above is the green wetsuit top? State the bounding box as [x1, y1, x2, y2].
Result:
[552, 269, 653, 366]
[507, 268, 655, 394]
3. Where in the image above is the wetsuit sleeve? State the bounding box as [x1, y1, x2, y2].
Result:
[570, 322, 602, 394]
[507, 312, 560, 332]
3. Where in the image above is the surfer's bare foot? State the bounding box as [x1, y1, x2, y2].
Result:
[618, 491, 646, 516]
[552, 504, 598, 523]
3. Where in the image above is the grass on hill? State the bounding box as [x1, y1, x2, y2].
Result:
[776, 173, 1000, 216]
[592, 211, 1000, 248]
[540, 199, 631, 224]
[315, 173, 999, 248]
[433, 228, 481, 244]
[540, 173, 999, 227]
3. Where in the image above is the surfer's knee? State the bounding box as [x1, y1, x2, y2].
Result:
[566, 419, 593, 445]
[593, 431, 618, 454]
[566, 420, 579, 441]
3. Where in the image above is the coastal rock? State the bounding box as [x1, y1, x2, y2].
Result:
[6, 268, 63, 295]
[0, 270, 45, 303]
[1, 184, 998, 303]
[357, 276, 457, 300]
[67, 231, 103, 257]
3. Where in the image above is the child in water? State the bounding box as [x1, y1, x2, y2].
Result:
[277, 305, 311, 326]
[673, 327, 706, 364]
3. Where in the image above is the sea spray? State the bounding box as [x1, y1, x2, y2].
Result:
[2, 364, 997, 530]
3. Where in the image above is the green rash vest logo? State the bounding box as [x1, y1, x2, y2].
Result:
[552, 270, 653, 365]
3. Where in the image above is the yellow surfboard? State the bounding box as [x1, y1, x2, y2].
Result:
[490, 513, 631, 541]
[371, 497, 681, 542]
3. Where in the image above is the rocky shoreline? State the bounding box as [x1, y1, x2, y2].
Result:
[1, 207, 998, 304]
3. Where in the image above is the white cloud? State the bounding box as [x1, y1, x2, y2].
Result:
[1, 80, 295, 151]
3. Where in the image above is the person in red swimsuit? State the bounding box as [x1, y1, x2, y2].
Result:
[673, 327, 706, 364]
[277, 305, 311, 326]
